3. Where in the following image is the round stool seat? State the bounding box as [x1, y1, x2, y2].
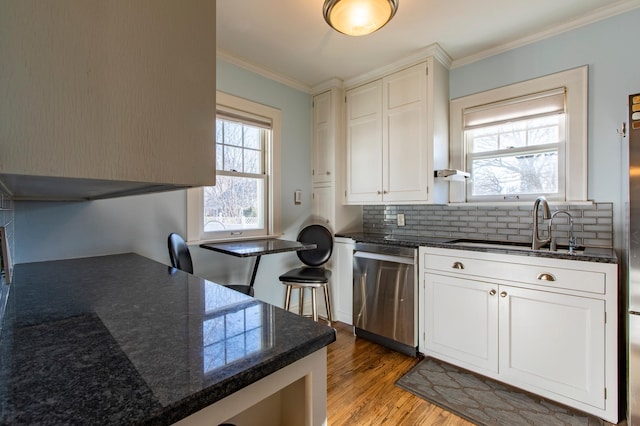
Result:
[280, 267, 332, 325]
[279, 267, 331, 285]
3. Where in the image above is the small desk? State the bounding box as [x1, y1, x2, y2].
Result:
[199, 239, 316, 289]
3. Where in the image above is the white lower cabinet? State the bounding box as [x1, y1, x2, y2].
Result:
[425, 273, 498, 372]
[420, 246, 618, 423]
[499, 285, 605, 409]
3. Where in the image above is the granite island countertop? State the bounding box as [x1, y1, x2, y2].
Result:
[336, 232, 617, 263]
[0, 253, 336, 425]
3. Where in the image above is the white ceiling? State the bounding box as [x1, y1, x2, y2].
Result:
[217, 0, 640, 91]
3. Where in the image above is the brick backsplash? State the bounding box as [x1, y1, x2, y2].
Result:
[363, 203, 614, 248]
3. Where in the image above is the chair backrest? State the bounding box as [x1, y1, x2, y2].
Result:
[167, 233, 194, 274]
[296, 224, 333, 267]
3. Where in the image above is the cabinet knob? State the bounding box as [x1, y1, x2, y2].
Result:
[452, 261, 464, 270]
[377, 190, 382, 195]
[326, 171, 331, 175]
[489, 289, 496, 296]
[500, 291, 507, 298]
[536, 272, 556, 282]
[383, 190, 388, 194]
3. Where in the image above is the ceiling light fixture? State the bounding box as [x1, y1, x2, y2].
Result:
[323, 0, 399, 37]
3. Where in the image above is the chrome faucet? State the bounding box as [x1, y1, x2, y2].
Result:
[532, 196, 552, 250]
[549, 210, 577, 252]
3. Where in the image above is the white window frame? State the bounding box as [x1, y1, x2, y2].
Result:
[187, 91, 281, 243]
[449, 66, 588, 203]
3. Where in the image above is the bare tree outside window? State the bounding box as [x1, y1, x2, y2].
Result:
[467, 115, 564, 200]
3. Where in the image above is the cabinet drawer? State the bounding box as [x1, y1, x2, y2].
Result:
[423, 252, 605, 294]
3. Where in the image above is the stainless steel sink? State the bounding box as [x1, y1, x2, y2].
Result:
[450, 239, 584, 255]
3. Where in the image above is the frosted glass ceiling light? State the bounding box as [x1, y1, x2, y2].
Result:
[323, 0, 399, 36]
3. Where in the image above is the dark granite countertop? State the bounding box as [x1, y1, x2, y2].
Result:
[336, 232, 618, 263]
[200, 238, 316, 257]
[0, 253, 336, 425]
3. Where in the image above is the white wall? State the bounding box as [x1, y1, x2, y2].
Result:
[14, 58, 313, 308]
[449, 8, 640, 256]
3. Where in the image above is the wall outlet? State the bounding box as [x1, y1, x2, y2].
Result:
[397, 213, 405, 227]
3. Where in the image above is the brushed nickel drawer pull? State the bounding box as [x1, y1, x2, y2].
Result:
[452, 262, 464, 270]
[489, 289, 496, 296]
[500, 291, 507, 298]
[537, 272, 556, 282]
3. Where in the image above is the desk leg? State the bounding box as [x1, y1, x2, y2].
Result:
[249, 255, 262, 288]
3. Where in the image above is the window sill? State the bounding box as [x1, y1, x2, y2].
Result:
[187, 233, 285, 246]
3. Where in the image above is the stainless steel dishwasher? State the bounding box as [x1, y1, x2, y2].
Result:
[353, 242, 417, 356]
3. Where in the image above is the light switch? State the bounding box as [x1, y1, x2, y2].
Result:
[294, 190, 302, 205]
[397, 213, 405, 226]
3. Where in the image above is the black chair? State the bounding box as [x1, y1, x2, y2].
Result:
[279, 224, 333, 325]
[167, 233, 253, 296]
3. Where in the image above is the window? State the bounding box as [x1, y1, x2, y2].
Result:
[465, 88, 566, 201]
[207, 117, 267, 234]
[187, 92, 281, 242]
[449, 66, 588, 203]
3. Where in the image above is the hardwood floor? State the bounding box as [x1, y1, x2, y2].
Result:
[326, 322, 474, 426]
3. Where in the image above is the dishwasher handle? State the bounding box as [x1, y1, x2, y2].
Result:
[354, 250, 415, 265]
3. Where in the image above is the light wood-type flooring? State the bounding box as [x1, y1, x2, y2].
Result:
[326, 322, 473, 426]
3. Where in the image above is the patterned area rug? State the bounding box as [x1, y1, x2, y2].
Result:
[396, 357, 604, 426]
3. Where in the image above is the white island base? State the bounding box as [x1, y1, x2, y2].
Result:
[175, 348, 328, 426]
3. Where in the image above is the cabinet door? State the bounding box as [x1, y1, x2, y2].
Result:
[499, 286, 605, 409]
[346, 81, 383, 203]
[382, 63, 428, 202]
[424, 272, 499, 372]
[333, 238, 355, 324]
[312, 185, 333, 230]
[312, 91, 334, 185]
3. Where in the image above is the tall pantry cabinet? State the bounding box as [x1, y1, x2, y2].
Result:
[311, 86, 361, 325]
[311, 87, 362, 233]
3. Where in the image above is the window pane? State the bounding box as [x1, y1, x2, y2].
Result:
[499, 130, 526, 149]
[203, 176, 265, 232]
[244, 148, 261, 174]
[223, 121, 243, 146]
[216, 143, 223, 169]
[469, 114, 563, 153]
[223, 146, 244, 172]
[470, 151, 558, 197]
[471, 134, 499, 153]
[244, 126, 261, 149]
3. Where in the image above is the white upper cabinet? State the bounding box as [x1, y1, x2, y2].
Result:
[345, 54, 449, 205]
[345, 80, 384, 203]
[0, 0, 216, 200]
[383, 63, 429, 203]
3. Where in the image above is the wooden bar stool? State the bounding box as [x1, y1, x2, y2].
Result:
[280, 225, 333, 326]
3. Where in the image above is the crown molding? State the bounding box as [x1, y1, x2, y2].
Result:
[217, 49, 312, 93]
[311, 78, 345, 95]
[451, 0, 640, 69]
[343, 43, 452, 88]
